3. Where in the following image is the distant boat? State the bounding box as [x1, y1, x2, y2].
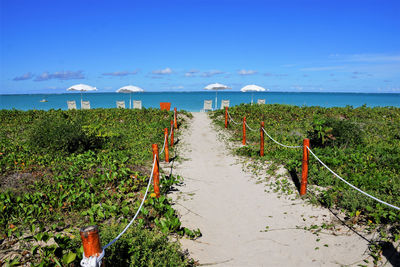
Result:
[40, 99, 48, 102]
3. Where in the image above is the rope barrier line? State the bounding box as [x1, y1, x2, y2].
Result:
[307, 147, 400, 211]
[103, 154, 157, 249]
[227, 111, 240, 125]
[160, 132, 167, 154]
[245, 121, 257, 132]
[81, 155, 157, 266]
[169, 123, 173, 139]
[262, 128, 302, 149]
[160, 123, 174, 155]
[224, 108, 399, 212]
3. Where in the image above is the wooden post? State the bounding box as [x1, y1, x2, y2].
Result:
[170, 120, 174, 147]
[152, 144, 160, 198]
[225, 107, 228, 128]
[300, 138, 310, 196]
[174, 107, 178, 129]
[80, 225, 102, 260]
[242, 116, 246, 145]
[260, 121, 264, 157]
[164, 128, 169, 163]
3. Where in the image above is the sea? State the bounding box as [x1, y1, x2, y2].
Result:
[0, 92, 399, 111]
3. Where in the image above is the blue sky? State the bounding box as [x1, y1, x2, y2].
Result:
[1, 0, 399, 94]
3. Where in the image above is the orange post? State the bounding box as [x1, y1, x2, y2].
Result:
[170, 120, 174, 147]
[80, 225, 102, 259]
[260, 121, 264, 156]
[164, 128, 169, 163]
[225, 107, 228, 128]
[300, 138, 310, 196]
[152, 144, 160, 198]
[174, 107, 178, 129]
[242, 116, 246, 145]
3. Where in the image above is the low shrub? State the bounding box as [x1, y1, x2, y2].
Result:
[100, 223, 192, 266]
[27, 115, 103, 154]
[308, 117, 364, 148]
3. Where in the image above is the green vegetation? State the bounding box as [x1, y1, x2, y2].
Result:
[211, 104, 400, 233]
[0, 108, 197, 266]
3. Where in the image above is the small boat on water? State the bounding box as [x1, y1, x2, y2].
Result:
[40, 99, 48, 102]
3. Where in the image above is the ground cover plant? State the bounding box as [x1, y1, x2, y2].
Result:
[0, 108, 198, 266]
[210, 104, 400, 244]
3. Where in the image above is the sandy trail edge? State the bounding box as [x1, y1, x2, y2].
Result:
[170, 112, 378, 267]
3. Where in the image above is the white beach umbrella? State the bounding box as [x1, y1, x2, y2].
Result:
[240, 84, 268, 104]
[116, 85, 144, 109]
[204, 83, 231, 109]
[67, 84, 97, 105]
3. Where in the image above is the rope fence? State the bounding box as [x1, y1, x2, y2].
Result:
[307, 147, 400, 211]
[81, 155, 157, 266]
[224, 107, 400, 212]
[80, 108, 179, 266]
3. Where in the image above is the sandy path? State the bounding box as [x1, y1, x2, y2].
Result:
[170, 112, 376, 266]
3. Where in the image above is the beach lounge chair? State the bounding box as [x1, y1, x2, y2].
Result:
[81, 101, 91, 110]
[257, 99, 266, 105]
[116, 101, 125, 108]
[221, 100, 230, 109]
[67, 101, 77, 110]
[133, 100, 142, 109]
[203, 100, 213, 112]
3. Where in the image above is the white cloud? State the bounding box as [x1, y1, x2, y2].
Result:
[300, 66, 345, 71]
[13, 72, 33, 81]
[171, 85, 184, 89]
[34, 70, 84, 81]
[238, 69, 257, 75]
[331, 53, 400, 62]
[152, 67, 173, 75]
[201, 70, 224, 77]
[185, 70, 200, 77]
[102, 70, 138, 76]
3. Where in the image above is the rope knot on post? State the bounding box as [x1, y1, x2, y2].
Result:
[300, 138, 310, 196]
[164, 128, 169, 162]
[170, 120, 174, 147]
[225, 107, 228, 128]
[174, 107, 178, 129]
[260, 122, 264, 157]
[242, 116, 246, 145]
[152, 144, 160, 198]
[80, 225, 104, 267]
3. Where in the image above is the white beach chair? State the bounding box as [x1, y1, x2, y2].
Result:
[81, 101, 91, 110]
[257, 99, 266, 105]
[133, 100, 142, 109]
[203, 100, 213, 112]
[67, 101, 77, 110]
[116, 101, 125, 109]
[221, 100, 230, 109]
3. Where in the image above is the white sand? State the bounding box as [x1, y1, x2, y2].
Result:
[170, 112, 379, 266]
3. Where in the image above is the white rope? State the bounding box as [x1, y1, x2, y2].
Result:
[81, 249, 105, 267]
[307, 147, 400, 211]
[160, 134, 167, 154]
[245, 121, 257, 132]
[262, 128, 302, 149]
[169, 123, 173, 139]
[103, 155, 157, 249]
[227, 111, 240, 125]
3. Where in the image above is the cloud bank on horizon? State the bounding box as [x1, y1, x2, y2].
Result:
[1, 0, 399, 94]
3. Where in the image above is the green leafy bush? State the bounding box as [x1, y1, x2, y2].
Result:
[308, 117, 364, 148]
[0, 108, 194, 264]
[100, 223, 192, 266]
[27, 115, 103, 153]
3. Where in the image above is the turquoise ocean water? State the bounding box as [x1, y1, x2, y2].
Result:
[0, 92, 399, 111]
